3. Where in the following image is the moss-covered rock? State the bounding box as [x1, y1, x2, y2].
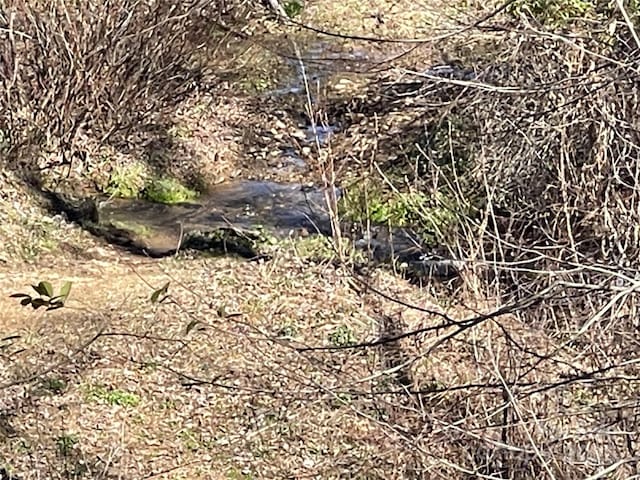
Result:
[143, 178, 199, 204]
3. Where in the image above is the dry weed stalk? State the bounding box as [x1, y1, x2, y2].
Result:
[319, 3, 640, 477]
[405, 8, 640, 478]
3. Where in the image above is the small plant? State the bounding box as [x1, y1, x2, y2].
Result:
[329, 392, 353, 409]
[343, 187, 443, 228]
[276, 323, 298, 338]
[56, 433, 88, 477]
[240, 77, 272, 93]
[179, 428, 213, 452]
[85, 385, 140, 407]
[329, 325, 357, 347]
[508, 0, 593, 26]
[167, 123, 194, 139]
[40, 377, 67, 394]
[56, 433, 79, 457]
[413, 191, 466, 245]
[104, 163, 147, 198]
[226, 468, 255, 479]
[419, 118, 474, 175]
[143, 178, 198, 204]
[283, 0, 303, 18]
[572, 387, 595, 406]
[179, 428, 202, 452]
[369, 191, 431, 227]
[11, 281, 72, 311]
[150, 281, 170, 304]
[292, 235, 337, 261]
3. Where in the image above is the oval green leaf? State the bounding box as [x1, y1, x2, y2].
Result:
[59, 281, 72, 300]
[33, 281, 54, 297]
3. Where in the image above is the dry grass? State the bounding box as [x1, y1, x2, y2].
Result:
[0, 247, 427, 478]
[306, 0, 640, 476]
[2, 241, 636, 478]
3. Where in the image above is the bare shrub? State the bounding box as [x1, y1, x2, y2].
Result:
[438, 13, 640, 477]
[463, 12, 640, 329]
[0, 0, 245, 172]
[329, 2, 640, 476]
[375, 3, 640, 328]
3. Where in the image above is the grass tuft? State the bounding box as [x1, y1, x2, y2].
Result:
[84, 385, 141, 408]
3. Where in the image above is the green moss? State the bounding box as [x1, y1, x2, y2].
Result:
[341, 185, 430, 227]
[102, 163, 198, 205]
[85, 384, 141, 407]
[104, 163, 148, 199]
[372, 192, 430, 227]
[341, 181, 476, 247]
[143, 178, 198, 204]
[291, 235, 336, 260]
[108, 220, 153, 238]
[183, 228, 263, 258]
[339, 108, 487, 247]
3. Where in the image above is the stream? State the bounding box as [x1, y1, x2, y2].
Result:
[48, 39, 460, 281]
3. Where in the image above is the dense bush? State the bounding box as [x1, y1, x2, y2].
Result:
[351, 4, 640, 475]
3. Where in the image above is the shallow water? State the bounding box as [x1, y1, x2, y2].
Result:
[98, 180, 340, 248]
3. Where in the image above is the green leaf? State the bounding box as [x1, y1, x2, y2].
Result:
[10, 293, 31, 298]
[59, 281, 72, 300]
[31, 298, 47, 309]
[151, 282, 170, 303]
[33, 281, 54, 297]
[185, 320, 201, 334]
